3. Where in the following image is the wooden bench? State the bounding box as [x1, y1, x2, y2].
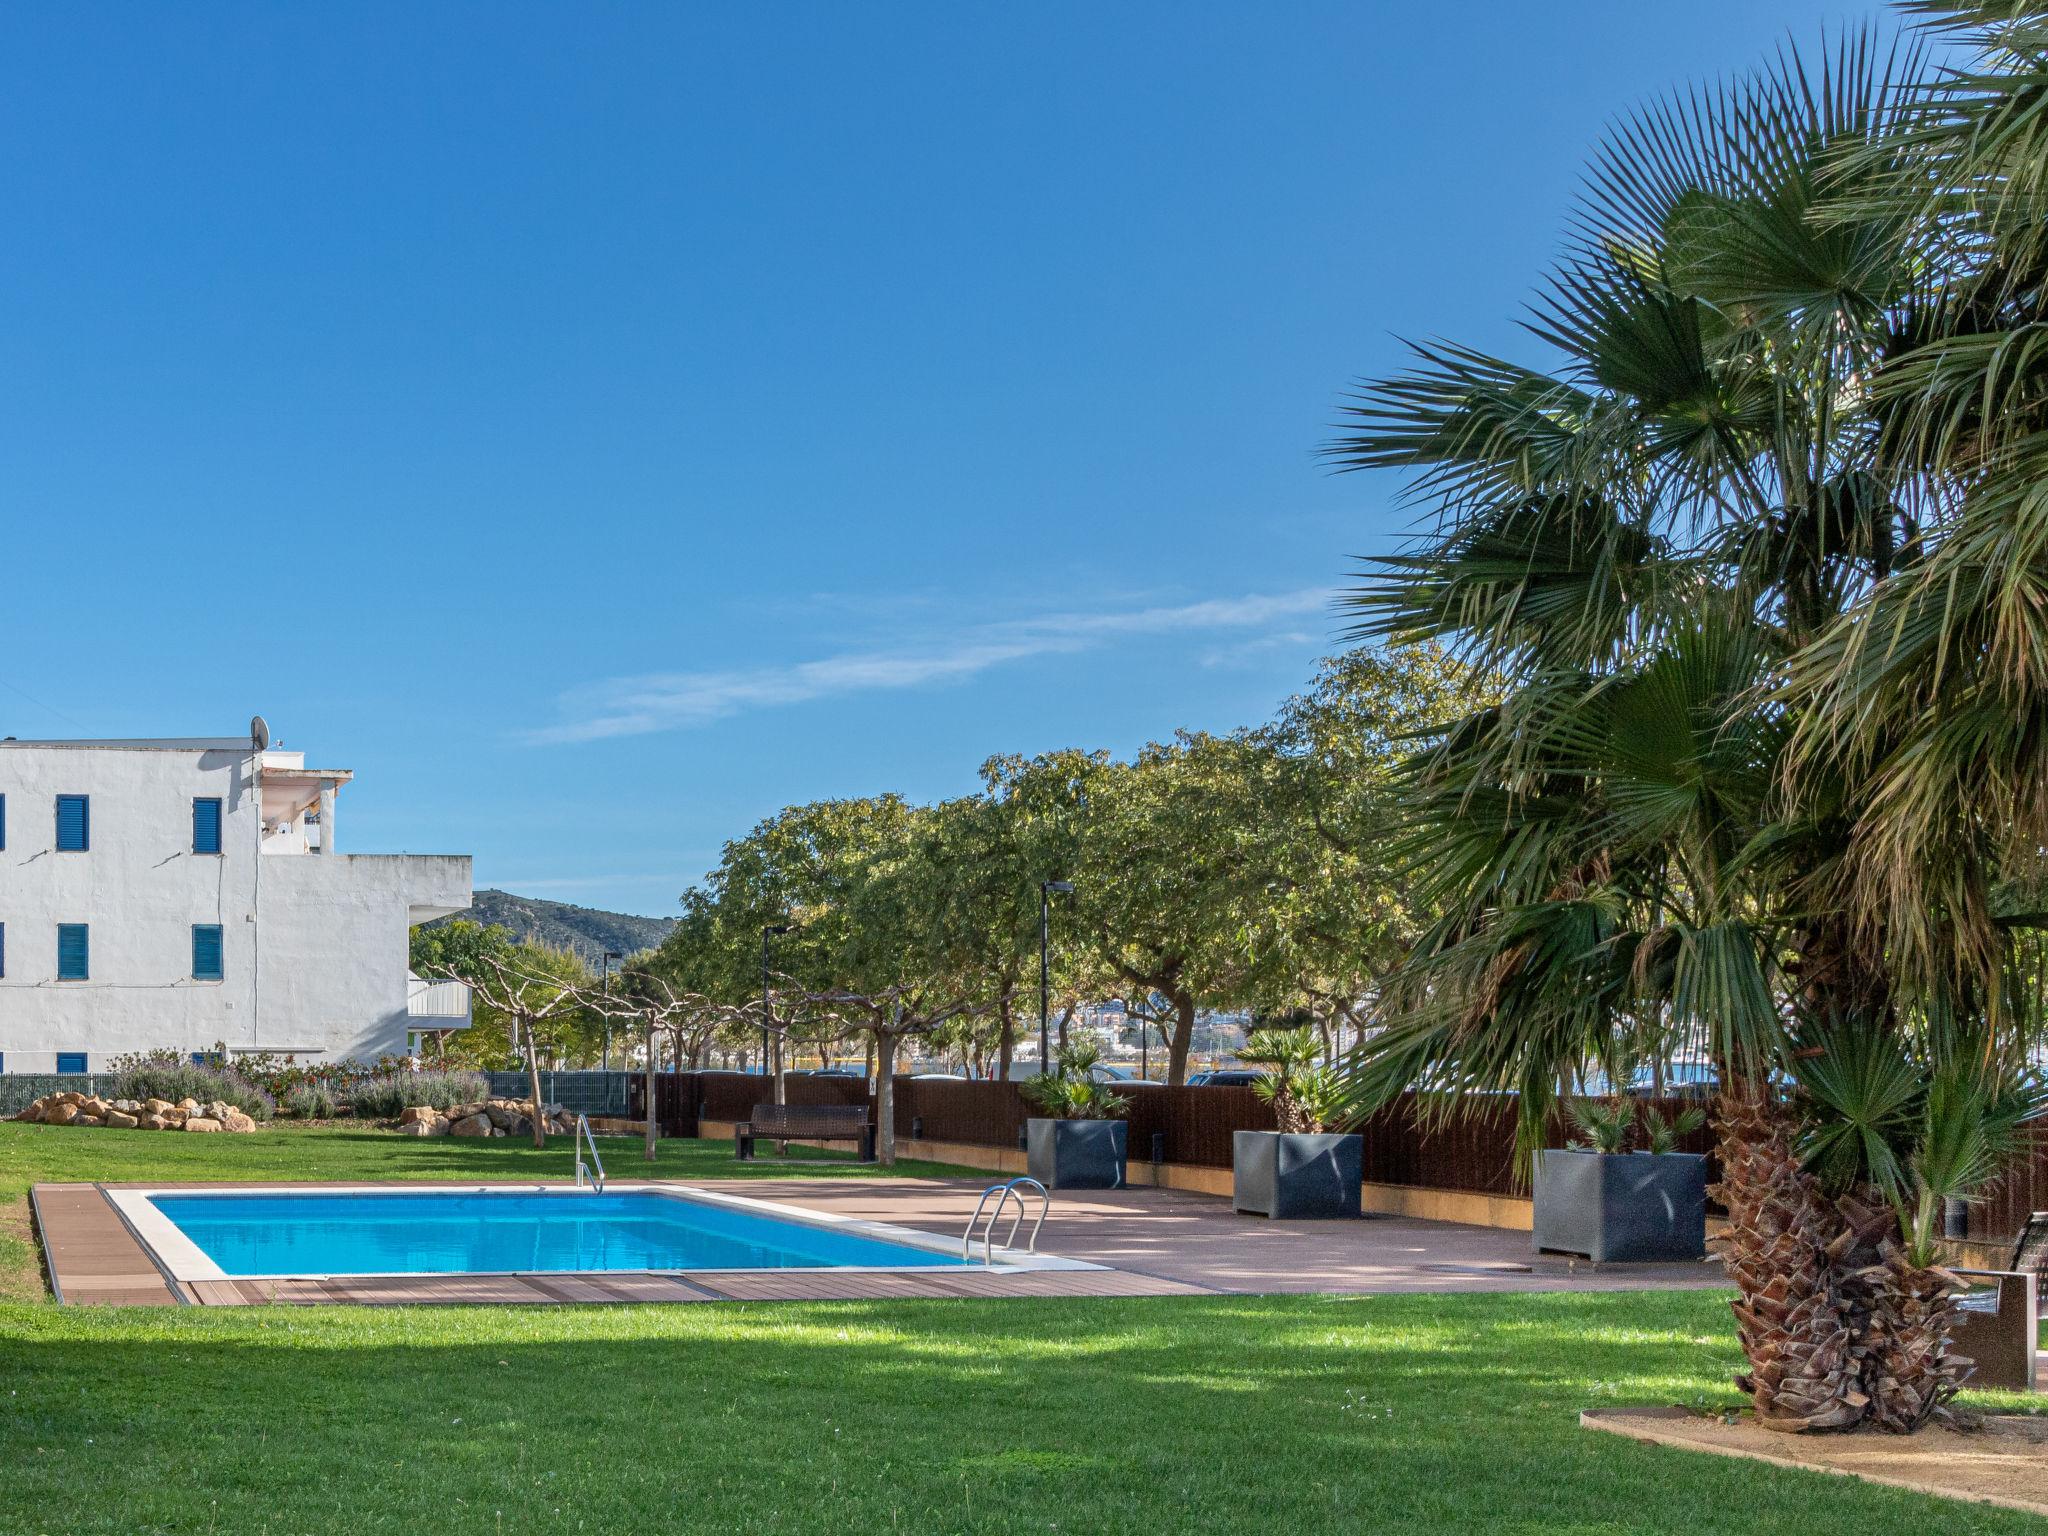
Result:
[1952, 1211, 2048, 1392]
[735, 1103, 877, 1163]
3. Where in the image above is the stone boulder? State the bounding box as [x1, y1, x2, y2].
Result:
[184, 1117, 222, 1133]
[137, 1112, 170, 1131]
[104, 1110, 139, 1130]
[450, 1112, 493, 1137]
[398, 1105, 439, 1126]
[45, 1102, 80, 1126]
[221, 1109, 257, 1133]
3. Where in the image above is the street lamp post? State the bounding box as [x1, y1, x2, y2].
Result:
[762, 923, 792, 1101]
[599, 949, 622, 1070]
[1038, 881, 1073, 1075]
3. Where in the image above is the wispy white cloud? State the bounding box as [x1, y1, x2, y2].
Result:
[528, 587, 1337, 744]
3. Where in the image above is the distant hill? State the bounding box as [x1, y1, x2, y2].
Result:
[432, 888, 677, 964]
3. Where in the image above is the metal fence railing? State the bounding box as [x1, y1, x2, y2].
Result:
[482, 1070, 633, 1116]
[0, 1075, 111, 1115]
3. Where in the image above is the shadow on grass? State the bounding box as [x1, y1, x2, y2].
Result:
[0, 1292, 2036, 1535]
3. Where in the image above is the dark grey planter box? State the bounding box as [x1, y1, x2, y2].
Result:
[1533, 1149, 1706, 1263]
[1026, 1118, 1127, 1189]
[1233, 1130, 1363, 1219]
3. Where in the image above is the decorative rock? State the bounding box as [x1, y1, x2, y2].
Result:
[76, 1115, 103, 1127]
[183, 1117, 222, 1133]
[45, 1103, 80, 1126]
[15, 1102, 46, 1124]
[451, 1113, 493, 1137]
[398, 1105, 439, 1126]
[104, 1111, 139, 1129]
[144, 1099, 175, 1115]
[137, 1112, 169, 1131]
[178, 1098, 200, 1112]
[221, 1109, 256, 1133]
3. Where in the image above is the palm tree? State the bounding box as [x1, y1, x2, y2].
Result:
[1331, 28, 2045, 1431]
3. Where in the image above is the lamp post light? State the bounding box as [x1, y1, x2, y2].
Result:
[599, 949, 623, 1070]
[1038, 881, 1074, 1075]
[762, 923, 793, 1099]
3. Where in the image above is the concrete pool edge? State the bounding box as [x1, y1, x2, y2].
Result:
[105, 1181, 1103, 1285]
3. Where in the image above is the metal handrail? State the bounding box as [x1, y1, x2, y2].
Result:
[960, 1176, 1049, 1265]
[574, 1113, 606, 1192]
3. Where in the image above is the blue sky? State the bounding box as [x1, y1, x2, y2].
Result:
[0, 2, 1889, 915]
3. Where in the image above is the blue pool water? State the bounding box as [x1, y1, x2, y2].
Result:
[145, 1190, 968, 1276]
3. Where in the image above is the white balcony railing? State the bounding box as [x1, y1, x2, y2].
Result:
[407, 972, 472, 1024]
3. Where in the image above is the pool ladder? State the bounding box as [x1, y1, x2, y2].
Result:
[961, 1177, 1048, 1265]
[574, 1113, 607, 1192]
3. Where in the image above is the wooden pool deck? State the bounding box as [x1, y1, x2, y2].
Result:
[34, 1174, 1723, 1309]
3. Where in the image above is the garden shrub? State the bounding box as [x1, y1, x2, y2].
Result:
[280, 1083, 340, 1119]
[347, 1069, 488, 1120]
[107, 1050, 277, 1121]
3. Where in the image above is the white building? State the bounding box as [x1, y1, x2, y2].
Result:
[0, 733, 471, 1074]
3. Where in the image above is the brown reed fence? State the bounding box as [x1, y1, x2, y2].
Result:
[622, 1071, 2048, 1242]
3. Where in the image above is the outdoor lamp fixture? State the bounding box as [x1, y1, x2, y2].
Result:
[1039, 881, 1075, 1075]
[762, 923, 794, 1077]
[599, 949, 623, 1069]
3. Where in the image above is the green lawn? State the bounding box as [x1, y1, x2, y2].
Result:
[0, 1124, 2039, 1534]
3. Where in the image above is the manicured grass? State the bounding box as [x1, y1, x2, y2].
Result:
[0, 1124, 2038, 1533]
[0, 1121, 988, 1301]
[2, 1292, 2040, 1535]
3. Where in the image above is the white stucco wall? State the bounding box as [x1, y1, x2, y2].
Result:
[0, 740, 470, 1071]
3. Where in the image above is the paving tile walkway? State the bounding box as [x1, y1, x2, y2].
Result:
[37, 1173, 1724, 1308]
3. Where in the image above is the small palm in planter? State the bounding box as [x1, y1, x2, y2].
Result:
[1022, 1044, 1132, 1189]
[1534, 1098, 1709, 1262]
[1232, 1027, 1363, 1218]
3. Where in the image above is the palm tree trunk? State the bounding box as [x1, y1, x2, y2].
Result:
[1834, 1190, 1970, 1432]
[1711, 1085, 1868, 1430]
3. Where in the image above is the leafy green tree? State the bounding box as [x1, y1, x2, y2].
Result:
[1068, 734, 1279, 1084]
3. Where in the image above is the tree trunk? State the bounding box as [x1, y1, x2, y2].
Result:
[996, 997, 1015, 1081]
[1164, 992, 1197, 1086]
[1833, 1189, 1970, 1432]
[875, 1030, 898, 1167]
[523, 1016, 548, 1149]
[642, 1015, 658, 1163]
[1711, 1085, 1866, 1430]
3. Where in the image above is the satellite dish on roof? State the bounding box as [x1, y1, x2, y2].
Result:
[251, 715, 271, 751]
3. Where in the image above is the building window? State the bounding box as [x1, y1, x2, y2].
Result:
[192, 924, 224, 982]
[55, 1052, 85, 1074]
[192, 798, 223, 855]
[55, 795, 88, 851]
[56, 924, 88, 981]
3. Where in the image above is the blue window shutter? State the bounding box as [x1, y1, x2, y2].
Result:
[55, 795, 88, 851]
[56, 924, 88, 980]
[55, 1052, 85, 1075]
[192, 924, 224, 981]
[193, 798, 222, 855]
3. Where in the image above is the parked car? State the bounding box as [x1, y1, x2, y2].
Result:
[1193, 1069, 1268, 1087]
[907, 1072, 966, 1080]
[1088, 1063, 1139, 1083]
[813, 1064, 867, 1079]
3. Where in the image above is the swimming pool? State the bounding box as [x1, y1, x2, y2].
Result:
[116, 1186, 991, 1279]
